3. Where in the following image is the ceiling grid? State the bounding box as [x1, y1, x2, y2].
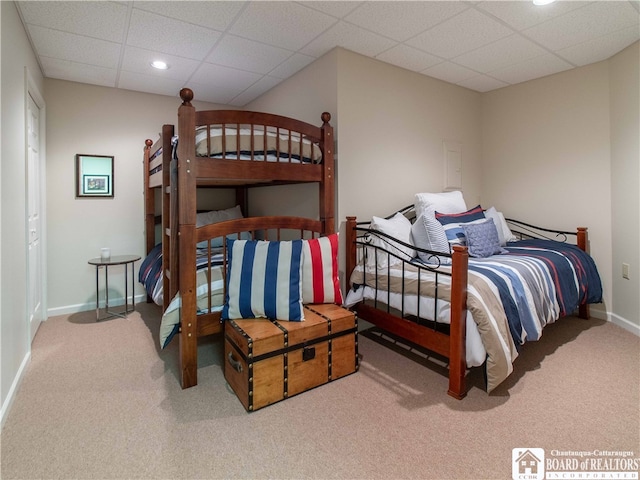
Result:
[15, 0, 640, 106]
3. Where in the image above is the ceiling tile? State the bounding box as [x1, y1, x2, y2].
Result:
[299, 1, 363, 19]
[268, 53, 317, 79]
[556, 25, 640, 66]
[18, 1, 127, 42]
[125, 9, 221, 60]
[453, 33, 548, 73]
[456, 74, 509, 92]
[206, 35, 293, 74]
[183, 80, 242, 105]
[421, 61, 480, 84]
[476, 1, 591, 31]
[117, 70, 185, 97]
[229, 76, 283, 106]
[406, 8, 514, 59]
[121, 46, 200, 81]
[488, 53, 574, 85]
[523, 1, 640, 51]
[40, 56, 117, 87]
[229, 2, 338, 50]
[27, 25, 121, 69]
[132, 1, 245, 31]
[190, 63, 263, 94]
[301, 21, 397, 58]
[375, 44, 442, 72]
[344, 1, 469, 42]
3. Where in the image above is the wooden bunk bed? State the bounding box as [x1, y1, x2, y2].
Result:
[344, 205, 603, 399]
[142, 88, 335, 389]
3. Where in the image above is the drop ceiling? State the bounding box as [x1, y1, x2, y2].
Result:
[16, 1, 640, 106]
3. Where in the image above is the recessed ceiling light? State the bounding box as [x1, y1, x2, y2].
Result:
[151, 60, 169, 70]
[533, 0, 556, 5]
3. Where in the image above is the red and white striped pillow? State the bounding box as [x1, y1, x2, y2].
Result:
[301, 233, 343, 305]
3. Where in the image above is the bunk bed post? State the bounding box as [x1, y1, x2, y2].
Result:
[236, 187, 248, 217]
[143, 139, 154, 304]
[320, 113, 335, 234]
[448, 245, 469, 400]
[345, 216, 357, 287]
[577, 227, 590, 319]
[177, 88, 199, 389]
[143, 139, 154, 255]
[162, 124, 176, 312]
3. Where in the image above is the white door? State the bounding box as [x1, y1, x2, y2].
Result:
[27, 92, 44, 342]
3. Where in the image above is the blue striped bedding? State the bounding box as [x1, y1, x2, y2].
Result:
[348, 238, 603, 391]
[138, 245, 226, 348]
[138, 244, 225, 307]
[470, 239, 602, 350]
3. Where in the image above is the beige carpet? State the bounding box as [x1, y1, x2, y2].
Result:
[1, 302, 638, 480]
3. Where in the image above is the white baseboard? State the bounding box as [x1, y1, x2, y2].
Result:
[589, 306, 639, 337]
[47, 294, 148, 318]
[0, 351, 31, 430]
[608, 312, 640, 336]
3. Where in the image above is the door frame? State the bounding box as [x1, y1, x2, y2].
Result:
[25, 67, 47, 340]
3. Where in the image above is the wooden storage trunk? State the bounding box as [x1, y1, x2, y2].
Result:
[224, 304, 358, 412]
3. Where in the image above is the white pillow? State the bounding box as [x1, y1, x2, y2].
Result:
[196, 205, 245, 249]
[196, 204, 243, 227]
[368, 212, 415, 268]
[484, 207, 516, 245]
[415, 191, 467, 219]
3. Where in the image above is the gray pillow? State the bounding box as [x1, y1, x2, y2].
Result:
[462, 218, 508, 258]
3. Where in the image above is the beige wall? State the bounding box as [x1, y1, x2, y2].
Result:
[609, 42, 640, 329]
[246, 48, 339, 222]
[1, 1, 45, 423]
[44, 80, 226, 314]
[248, 48, 483, 287]
[335, 49, 483, 223]
[481, 55, 639, 329]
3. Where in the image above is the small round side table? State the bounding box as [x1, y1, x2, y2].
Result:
[88, 254, 141, 321]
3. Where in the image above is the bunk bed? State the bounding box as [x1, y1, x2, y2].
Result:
[345, 202, 603, 399]
[142, 88, 335, 389]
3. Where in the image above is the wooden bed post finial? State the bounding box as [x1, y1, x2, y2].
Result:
[180, 88, 194, 106]
[144, 139, 152, 150]
[321, 112, 331, 125]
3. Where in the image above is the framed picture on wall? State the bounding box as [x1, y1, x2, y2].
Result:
[76, 154, 114, 198]
[82, 175, 109, 195]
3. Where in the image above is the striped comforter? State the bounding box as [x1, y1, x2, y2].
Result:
[349, 239, 602, 392]
[138, 245, 226, 348]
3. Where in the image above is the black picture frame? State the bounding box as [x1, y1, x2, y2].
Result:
[76, 154, 114, 198]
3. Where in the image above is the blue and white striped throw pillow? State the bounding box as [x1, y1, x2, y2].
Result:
[435, 205, 486, 247]
[222, 239, 305, 321]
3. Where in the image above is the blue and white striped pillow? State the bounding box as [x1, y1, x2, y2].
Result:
[435, 205, 486, 247]
[222, 239, 305, 321]
[410, 207, 452, 264]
